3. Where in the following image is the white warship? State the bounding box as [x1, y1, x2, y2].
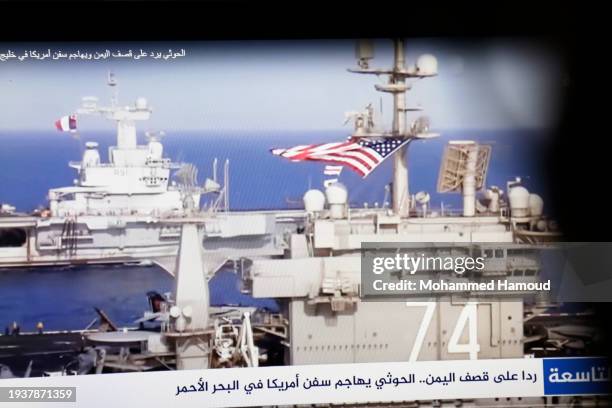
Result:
[0, 73, 284, 273]
[0, 39, 602, 406]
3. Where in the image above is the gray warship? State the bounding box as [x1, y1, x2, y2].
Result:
[0, 39, 605, 406]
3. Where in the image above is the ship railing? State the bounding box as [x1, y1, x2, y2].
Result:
[358, 206, 509, 218]
[56, 207, 182, 217]
[67, 161, 119, 169]
[347, 206, 465, 218]
[68, 159, 177, 169]
[345, 206, 504, 231]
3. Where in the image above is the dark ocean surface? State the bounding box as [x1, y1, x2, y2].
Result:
[0, 129, 553, 331]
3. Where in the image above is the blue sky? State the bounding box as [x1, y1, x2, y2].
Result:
[0, 39, 564, 132]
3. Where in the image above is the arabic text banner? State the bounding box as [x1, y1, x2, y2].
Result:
[0, 357, 609, 407]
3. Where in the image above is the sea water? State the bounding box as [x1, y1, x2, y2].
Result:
[0, 128, 551, 330]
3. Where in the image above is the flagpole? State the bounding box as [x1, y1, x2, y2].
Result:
[73, 130, 84, 156]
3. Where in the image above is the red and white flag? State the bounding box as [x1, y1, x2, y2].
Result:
[55, 114, 77, 132]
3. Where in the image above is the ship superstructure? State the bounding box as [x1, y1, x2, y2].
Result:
[49, 96, 198, 218]
[238, 39, 563, 369]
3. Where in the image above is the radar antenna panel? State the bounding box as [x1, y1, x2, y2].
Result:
[437, 142, 491, 193]
[175, 163, 199, 189]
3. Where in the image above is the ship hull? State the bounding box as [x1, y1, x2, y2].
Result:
[0, 211, 292, 273]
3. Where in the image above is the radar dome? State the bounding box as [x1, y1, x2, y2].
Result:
[528, 194, 544, 217]
[136, 97, 148, 110]
[148, 139, 163, 160]
[169, 306, 181, 318]
[508, 186, 530, 217]
[415, 191, 430, 204]
[325, 183, 348, 205]
[536, 219, 548, 231]
[182, 305, 193, 318]
[82, 141, 100, 167]
[303, 189, 325, 213]
[416, 54, 438, 76]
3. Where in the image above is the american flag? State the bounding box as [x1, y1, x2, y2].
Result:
[271, 137, 409, 178]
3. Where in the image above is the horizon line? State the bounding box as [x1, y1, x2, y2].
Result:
[0, 126, 556, 134]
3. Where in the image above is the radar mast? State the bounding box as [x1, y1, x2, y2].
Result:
[350, 39, 439, 217]
[77, 73, 151, 151]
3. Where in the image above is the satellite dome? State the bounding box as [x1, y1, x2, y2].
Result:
[303, 189, 325, 213]
[528, 194, 544, 217]
[325, 183, 348, 205]
[148, 138, 163, 159]
[169, 306, 181, 318]
[82, 142, 100, 167]
[415, 191, 430, 204]
[416, 54, 438, 76]
[182, 305, 193, 318]
[136, 97, 148, 110]
[536, 219, 548, 231]
[508, 186, 530, 217]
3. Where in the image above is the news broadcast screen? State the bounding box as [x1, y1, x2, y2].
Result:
[0, 4, 609, 407]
